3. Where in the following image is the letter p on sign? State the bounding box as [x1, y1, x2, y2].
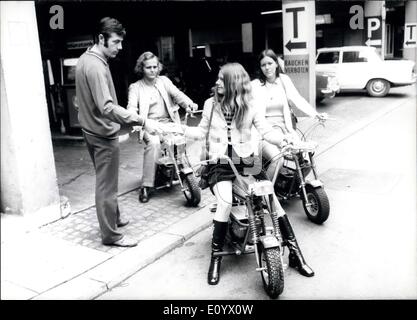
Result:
[367, 18, 380, 38]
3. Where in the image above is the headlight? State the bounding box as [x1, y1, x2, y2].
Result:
[328, 76, 340, 91]
[327, 75, 338, 86]
[248, 180, 274, 196]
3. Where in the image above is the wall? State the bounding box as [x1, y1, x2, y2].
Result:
[191, 25, 241, 46]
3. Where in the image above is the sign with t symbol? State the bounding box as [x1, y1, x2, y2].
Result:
[404, 22, 417, 48]
[282, 0, 316, 105]
[283, 3, 308, 54]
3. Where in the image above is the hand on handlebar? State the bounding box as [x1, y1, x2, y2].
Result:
[144, 119, 163, 135]
[190, 103, 198, 112]
[180, 124, 188, 133]
[278, 133, 297, 148]
[316, 112, 328, 121]
[186, 103, 198, 114]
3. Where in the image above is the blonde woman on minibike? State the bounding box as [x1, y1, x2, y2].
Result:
[183, 62, 314, 285]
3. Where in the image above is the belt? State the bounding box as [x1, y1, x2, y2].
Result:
[82, 128, 118, 140]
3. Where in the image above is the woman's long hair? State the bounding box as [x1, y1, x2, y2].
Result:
[214, 63, 252, 130]
[257, 49, 282, 85]
[134, 51, 163, 79]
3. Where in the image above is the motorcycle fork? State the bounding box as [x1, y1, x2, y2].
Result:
[166, 144, 186, 189]
[266, 194, 284, 245]
[246, 196, 262, 266]
[308, 153, 319, 180]
[294, 156, 310, 203]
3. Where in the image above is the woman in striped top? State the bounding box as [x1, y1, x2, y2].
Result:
[184, 63, 314, 285]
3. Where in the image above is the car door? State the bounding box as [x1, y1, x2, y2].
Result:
[337, 50, 372, 89]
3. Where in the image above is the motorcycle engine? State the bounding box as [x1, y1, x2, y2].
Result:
[275, 167, 294, 192]
[230, 219, 248, 241]
[156, 164, 174, 183]
[230, 218, 262, 245]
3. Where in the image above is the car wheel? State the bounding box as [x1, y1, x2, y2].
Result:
[366, 79, 390, 97]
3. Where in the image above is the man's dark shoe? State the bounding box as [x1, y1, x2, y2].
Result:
[139, 187, 150, 203]
[117, 219, 129, 228]
[104, 236, 137, 247]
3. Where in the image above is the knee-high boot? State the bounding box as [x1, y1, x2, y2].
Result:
[208, 220, 228, 285]
[278, 215, 314, 277]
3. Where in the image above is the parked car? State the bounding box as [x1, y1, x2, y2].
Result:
[316, 46, 416, 97]
[278, 57, 340, 102]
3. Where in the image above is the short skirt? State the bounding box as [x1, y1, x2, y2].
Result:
[206, 150, 267, 192]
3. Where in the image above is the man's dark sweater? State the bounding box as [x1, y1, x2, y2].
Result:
[76, 48, 143, 138]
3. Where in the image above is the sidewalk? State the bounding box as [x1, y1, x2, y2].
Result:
[1, 184, 215, 300]
[1, 85, 415, 300]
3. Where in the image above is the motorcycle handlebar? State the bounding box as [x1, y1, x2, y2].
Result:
[184, 109, 202, 125]
[317, 116, 336, 122]
[300, 115, 336, 141]
[193, 140, 317, 186]
[193, 141, 315, 168]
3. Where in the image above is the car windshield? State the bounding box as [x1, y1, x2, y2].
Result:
[317, 51, 339, 64]
[342, 51, 368, 63]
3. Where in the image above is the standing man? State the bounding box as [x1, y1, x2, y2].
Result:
[76, 17, 161, 247]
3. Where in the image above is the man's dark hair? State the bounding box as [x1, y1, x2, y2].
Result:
[94, 17, 126, 45]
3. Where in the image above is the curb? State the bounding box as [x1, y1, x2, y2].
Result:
[32, 204, 213, 300]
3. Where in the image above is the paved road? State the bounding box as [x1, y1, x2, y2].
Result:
[98, 86, 417, 300]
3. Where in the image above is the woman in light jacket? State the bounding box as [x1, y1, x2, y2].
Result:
[128, 51, 198, 203]
[251, 49, 327, 181]
[184, 62, 314, 285]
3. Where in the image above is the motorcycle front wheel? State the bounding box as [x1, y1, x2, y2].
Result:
[302, 185, 330, 224]
[258, 243, 284, 299]
[182, 173, 201, 206]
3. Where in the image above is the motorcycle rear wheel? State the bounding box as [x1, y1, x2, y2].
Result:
[258, 244, 284, 299]
[302, 185, 330, 224]
[182, 173, 201, 206]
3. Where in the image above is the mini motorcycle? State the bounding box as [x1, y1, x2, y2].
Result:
[200, 144, 309, 299]
[136, 111, 202, 206]
[266, 117, 331, 224]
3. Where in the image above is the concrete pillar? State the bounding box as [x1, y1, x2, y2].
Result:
[364, 0, 386, 58]
[1, 1, 61, 225]
[403, 1, 417, 68]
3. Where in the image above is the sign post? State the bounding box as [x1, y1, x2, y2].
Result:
[282, 0, 316, 106]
